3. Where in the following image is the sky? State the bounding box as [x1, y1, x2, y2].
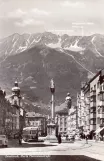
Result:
[0, 0, 104, 38]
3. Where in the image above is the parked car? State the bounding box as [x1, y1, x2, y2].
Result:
[0, 135, 8, 147]
[68, 135, 75, 141]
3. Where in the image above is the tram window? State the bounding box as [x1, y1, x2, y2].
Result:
[32, 130, 36, 134]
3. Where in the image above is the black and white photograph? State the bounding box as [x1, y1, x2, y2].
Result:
[0, 0, 104, 160]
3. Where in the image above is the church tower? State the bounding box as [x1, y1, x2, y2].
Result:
[11, 81, 21, 107]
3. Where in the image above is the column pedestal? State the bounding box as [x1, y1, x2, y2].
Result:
[45, 121, 58, 143]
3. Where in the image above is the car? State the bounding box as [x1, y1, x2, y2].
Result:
[0, 135, 8, 147]
[67, 135, 75, 141]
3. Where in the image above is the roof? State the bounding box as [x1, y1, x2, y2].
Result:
[26, 112, 45, 118]
[81, 70, 102, 92]
[82, 83, 90, 93]
[55, 108, 68, 115]
[23, 127, 38, 130]
[89, 70, 101, 84]
[12, 87, 20, 91]
[55, 103, 66, 112]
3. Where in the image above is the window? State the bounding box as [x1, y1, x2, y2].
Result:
[90, 118, 96, 125]
[102, 107, 104, 113]
[64, 128, 67, 131]
[100, 106, 104, 113]
[103, 83, 104, 90]
[94, 85, 96, 90]
[60, 122, 63, 127]
[14, 100, 17, 105]
[90, 97, 96, 103]
[90, 87, 93, 91]
[98, 108, 100, 114]
[100, 85, 102, 91]
[101, 118, 104, 124]
[100, 93, 104, 101]
[64, 122, 67, 127]
[98, 94, 100, 101]
[97, 82, 100, 89]
[90, 107, 96, 113]
[60, 128, 62, 131]
[64, 117, 67, 122]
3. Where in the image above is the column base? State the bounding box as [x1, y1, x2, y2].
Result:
[44, 135, 58, 143]
[45, 122, 58, 143]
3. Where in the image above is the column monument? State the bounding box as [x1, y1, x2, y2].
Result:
[45, 79, 58, 143]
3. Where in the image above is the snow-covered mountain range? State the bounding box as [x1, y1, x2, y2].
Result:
[0, 32, 104, 113]
[1, 32, 104, 58]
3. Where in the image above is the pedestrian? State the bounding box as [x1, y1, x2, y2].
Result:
[66, 134, 68, 140]
[85, 135, 88, 144]
[58, 133, 62, 144]
[103, 135, 104, 141]
[19, 133, 22, 145]
[95, 134, 99, 142]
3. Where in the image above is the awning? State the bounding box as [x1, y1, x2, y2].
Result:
[94, 127, 104, 134]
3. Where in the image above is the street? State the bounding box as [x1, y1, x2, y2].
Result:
[0, 140, 104, 161]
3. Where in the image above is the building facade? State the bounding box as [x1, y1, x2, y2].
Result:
[0, 88, 11, 135]
[7, 81, 25, 136]
[67, 106, 78, 136]
[77, 83, 87, 133]
[77, 70, 104, 139]
[55, 109, 68, 136]
[25, 112, 47, 136]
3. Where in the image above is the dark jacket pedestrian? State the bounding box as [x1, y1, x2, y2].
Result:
[58, 133, 62, 144]
[66, 135, 68, 140]
[19, 134, 22, 145]
[85, 135, 88, 144]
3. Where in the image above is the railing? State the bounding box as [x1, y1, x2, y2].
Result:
[99, 100, 104, 106]
[90, 113, 96, 119]
[90, 90, 96, 96]
[90, 101, 96, 107]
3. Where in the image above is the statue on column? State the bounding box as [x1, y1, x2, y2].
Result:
[65, 93, 72, 109]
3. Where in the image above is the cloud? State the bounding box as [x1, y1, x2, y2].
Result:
[15, 19, 44, 27]
[7, 8, 50, 19]
[60, 1, 85, 8]
[0, 0, 104, 38]
[3, 8, 48, 28]
[8, 8, 26, 18]
[31, 8, 50, 16]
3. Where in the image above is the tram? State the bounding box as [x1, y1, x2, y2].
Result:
[22, 126, 38, 143]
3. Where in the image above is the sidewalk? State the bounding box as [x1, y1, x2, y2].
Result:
[8, 138, 84, 149]
[8, 139, 19, 147]
[77, 139, 104, 145]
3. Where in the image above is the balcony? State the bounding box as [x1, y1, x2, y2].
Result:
[90, 101, 96, 107]
[90, 125, 96, 131]
[90, 113, 96, 119]
[90, 90, 96, 97]
[99, 89, 104, 94]
[99, 100, 104, 106]
[99, 113, 104, 118]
